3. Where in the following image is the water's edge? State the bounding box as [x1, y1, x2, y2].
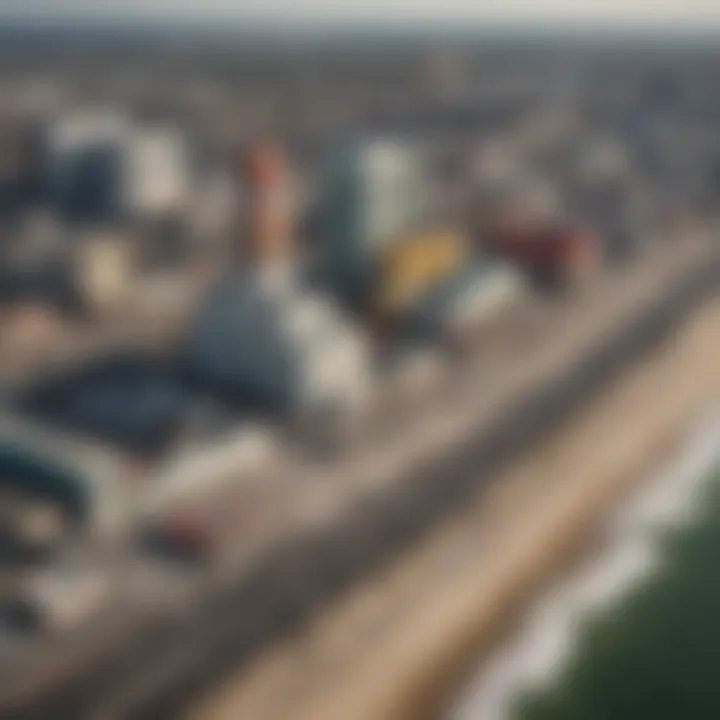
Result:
[450, 408, 720, 720]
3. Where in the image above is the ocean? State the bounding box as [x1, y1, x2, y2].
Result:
[450, 410, 720, 720]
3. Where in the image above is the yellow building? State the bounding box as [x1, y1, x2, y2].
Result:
[375, 229, 468, 316]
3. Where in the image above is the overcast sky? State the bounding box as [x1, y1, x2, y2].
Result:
[3, 0, 720, 29]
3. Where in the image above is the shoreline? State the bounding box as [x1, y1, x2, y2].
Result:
[191, 295, 720, 720]
[450, 409, 720, 719]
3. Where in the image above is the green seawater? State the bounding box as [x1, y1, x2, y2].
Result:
[516, 471, 720, 720]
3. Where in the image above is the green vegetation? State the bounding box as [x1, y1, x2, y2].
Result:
[517, 472, 720, 720]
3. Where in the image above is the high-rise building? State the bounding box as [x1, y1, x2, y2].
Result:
[240, 143, 294, 271]
[43, 111, 189, 225]
[324, 139, 426, 304]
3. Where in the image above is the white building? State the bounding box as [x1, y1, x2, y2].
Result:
[44, 110, 189, 224]
[125, 126, 189, 217]
[186, 267, 372, 422]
